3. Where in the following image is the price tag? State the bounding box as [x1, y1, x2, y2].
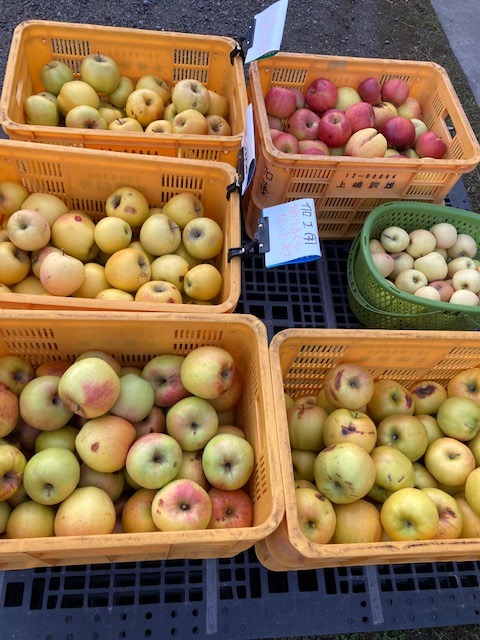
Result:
[263, 198, 321, 269]
[244, 0, 289, 64]
[242, 104, 256, 195]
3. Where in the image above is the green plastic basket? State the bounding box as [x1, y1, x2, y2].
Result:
[349, 201, 480, 331]
[346, 235, 480, 330]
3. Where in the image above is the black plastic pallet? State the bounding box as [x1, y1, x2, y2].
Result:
[1, 180, 479, 640]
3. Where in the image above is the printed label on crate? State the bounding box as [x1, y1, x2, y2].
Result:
[328, 170, 410, 197]
[242, 104, 256, 195]
[244, 0, 288, 63]
[263, 198, 321, 268]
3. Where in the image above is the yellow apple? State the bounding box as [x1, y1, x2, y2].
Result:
[126, 88, 164, 128]
[161, 192, 204, 229]
[0, 242, 31, 285]
[57, 80, 100, 116]
[134, 280, 183, 304]
[104, 247, 151, 292]
[94, 216, 132, 254]
[39, 251, 86, 296]
[183, 263, 222, 300]
[72, 263, 110, 298]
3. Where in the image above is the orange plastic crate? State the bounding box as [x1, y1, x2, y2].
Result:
[0, 20, 247, 167]
[0, 310, 283, 570]
[258, 328, 480, 571]
[247, 53, 480, 239]
[0, 140, 241, 314]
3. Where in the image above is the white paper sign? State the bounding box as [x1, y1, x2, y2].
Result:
[244, 0, 289, 64]
[242, 104, 256, 195]
[262, 198, 321, 269]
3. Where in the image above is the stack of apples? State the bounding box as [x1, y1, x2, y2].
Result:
[24, 53, 231, 136]
[286, 360, 480, 544]
[370, 221, 480, 306]
[0, 345, 255, 538]
[264, 75, 446, 159]
[0, 180, 224, 305]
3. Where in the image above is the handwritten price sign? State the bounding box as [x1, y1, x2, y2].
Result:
[263, 198, 321, 268]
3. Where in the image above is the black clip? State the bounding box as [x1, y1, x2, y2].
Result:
[226, 177, 241, 201]
[228, 217, 270, 261]
[238, 18, 257, 63]
[230, 43, 244, 64]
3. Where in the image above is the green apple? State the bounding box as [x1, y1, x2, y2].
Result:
[108, 76, 135, 108]
[367, 378, 415, 423]
[295, 486, 336, 543]
[437, 396, 480, 441]
[80, 53, 121, 95]
[202, 432, 254, 490]
[166, 395, 218, 451]
[368, 445, 415, 503]
[23, 447, 80, 505]
[34, 424, 79, 452]
[109, 373, 155, 423]
[24, 93, 60, 126]
[19, 375, 74, 431]
[125, 432, 183, 489]
[424, 436, 476, 486]
[376, 414, 429, 462]
[65, 105, 108, 130]
[40, 60, 75, 95]
[313, 442, 376, 504]
[291, 448, 317, 482]
[287, 403, 327, 451]
[321, 408, 377, 453]
[136, 74, 170, 105]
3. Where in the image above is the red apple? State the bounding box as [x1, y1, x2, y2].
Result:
[344, 101, 375, 133]
[207, 487, 253, 528]
[305, 78, 338, 114]
[381, 78, 410, 106]
[380, 116, 416, 150]
[286, 108, 320, 141]
[415, 131, 447, 159]
[317, 111, 352, 147]
[264, 85, 297, 119]
[357, 77, 382, 105]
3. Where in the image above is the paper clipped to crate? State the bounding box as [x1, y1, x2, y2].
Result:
[244, 0, 288, 63]
[262, 198, 321, 268]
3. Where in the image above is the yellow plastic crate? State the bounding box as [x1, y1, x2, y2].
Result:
[246, 53, 480, 239]
[0, 140, 240, 314]
[0, 310, 283, 570]
[258, 328, 480, 571]
[0, 20, 247, 166]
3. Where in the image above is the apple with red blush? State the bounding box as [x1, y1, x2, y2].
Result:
[344, 101, 375, 133]
[317, 111, 352, 147]
[415, 131, 447, 159]
[305, 78, 338, 114]
[272, 132, 300, 154]
[380, 116, 416, 150]
[286, 108, 320, 141]
[264, 85, 297, 119]
[357, 77, 382, 105]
